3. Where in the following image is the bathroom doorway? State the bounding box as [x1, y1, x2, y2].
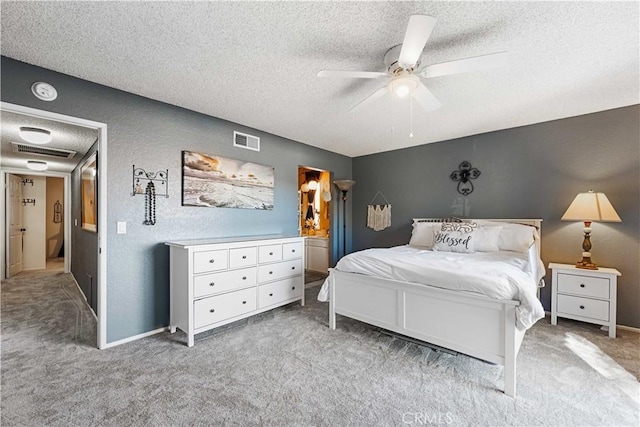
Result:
[298, 166, 331, 284]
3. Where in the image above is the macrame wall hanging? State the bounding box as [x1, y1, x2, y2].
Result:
[367, 191, 392, 232]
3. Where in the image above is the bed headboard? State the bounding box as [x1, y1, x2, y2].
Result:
[412, 218, 543, 258]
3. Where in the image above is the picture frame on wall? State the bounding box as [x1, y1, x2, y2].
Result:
[81, 152, 98, 232]
[182, 150, 275, 210]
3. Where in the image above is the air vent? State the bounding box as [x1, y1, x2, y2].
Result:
[12, 142, 76, 159]
[233, 131, 260, 152]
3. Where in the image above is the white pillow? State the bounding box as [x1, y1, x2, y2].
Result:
[477, 220, 536, 253]
[475, 225, 503, 252]
[432, 222, 477, 254]
[408, 222, 441, 249]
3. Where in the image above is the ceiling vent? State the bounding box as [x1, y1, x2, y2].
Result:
[234, 131, 260, 152]
[12, 142, 76, 159]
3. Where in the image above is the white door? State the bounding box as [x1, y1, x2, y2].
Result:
[7, 174, 24, 277]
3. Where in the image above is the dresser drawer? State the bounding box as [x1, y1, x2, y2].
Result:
[193, 287, 257, 329]
[258, 244, 282, 264]
[193, 267, 256, 298]
[282, 242, 303, 260]
[557, 294, 609, 321]
[257, 259, 302, 283]
[229, 247, 257, 269]
[557, 273, 609, 299]
[258, 277, 303, 309]
[193, 250, 228, 274]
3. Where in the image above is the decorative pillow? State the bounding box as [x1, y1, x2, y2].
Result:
[408, 222, 441, 249]
[476, 220, 536, 253]
[475, 225, 503, 252]
[432, 221, 477, 253]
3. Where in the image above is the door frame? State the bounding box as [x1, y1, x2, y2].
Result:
[0, 102, 108, 349]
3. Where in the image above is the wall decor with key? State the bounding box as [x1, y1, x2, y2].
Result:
[132, 165, 169, 226]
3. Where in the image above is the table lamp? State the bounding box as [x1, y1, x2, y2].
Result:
[561, 190, 621, 269]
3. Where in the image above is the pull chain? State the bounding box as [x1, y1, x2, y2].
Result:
[409, 97, 414, 138]
[144, 181, 156, 225]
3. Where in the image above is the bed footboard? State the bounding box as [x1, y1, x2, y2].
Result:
[328, 269, 525, 397]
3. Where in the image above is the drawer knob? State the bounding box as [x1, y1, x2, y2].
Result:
[269, 293, 273, 297]
[291, 266, 295, 270]
[291, 249, 296, 253]
[269, 252, 273, 256]
[242, 276, 247, 280]
[242, 255, 247, 259]
[580, 284, 585, 288]
[580, 305, 585, 310]
[209, 308, 215, 313]
[269, 271, 273, 275]
[242, 301, 247, 304]
[292, 286, 296, 290]
[209, 282, 215, 287]
[209, 259, 215, 263]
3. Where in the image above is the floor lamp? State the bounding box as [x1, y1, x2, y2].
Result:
[334, 180, 356, 259]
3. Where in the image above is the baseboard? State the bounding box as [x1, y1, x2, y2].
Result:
[544, 310, 640, 333]
[70, 274, 97, 321]
[617, 325, 640, 334]
[101, 327, 169, 349]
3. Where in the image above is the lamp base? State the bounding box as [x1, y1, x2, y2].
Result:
[576, 252, 598, 270]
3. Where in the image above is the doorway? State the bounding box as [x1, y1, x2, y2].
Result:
[298, 166, 332, 284]
[1, 102, 108, 349]
[6, 173, 66, 275]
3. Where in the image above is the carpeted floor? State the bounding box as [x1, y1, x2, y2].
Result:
[1, 270, 638, 426]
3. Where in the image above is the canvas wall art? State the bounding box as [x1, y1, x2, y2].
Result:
[182, 151, 274, 210]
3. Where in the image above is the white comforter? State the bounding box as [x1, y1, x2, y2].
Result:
[318, 245, 545, 330]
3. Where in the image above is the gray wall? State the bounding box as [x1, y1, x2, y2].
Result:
[71, 140, 99, 314]
[1, 57, 352, 343]
[352, 105, 640, 328]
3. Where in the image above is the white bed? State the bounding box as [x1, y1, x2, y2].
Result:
[321, 218, 544, 397]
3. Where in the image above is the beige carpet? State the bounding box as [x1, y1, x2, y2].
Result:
[1, 270, 638, 426]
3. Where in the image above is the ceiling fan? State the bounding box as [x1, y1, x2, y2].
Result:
[318, 15, 507, 113]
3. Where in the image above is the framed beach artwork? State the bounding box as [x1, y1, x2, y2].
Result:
[81, 153, 98, 232]
[182, 150, 274, 210]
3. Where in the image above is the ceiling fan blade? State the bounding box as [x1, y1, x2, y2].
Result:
[317, 70, 387, 79]
[398, 15, 437, 68]
[421, 52, 508, 78]
[412, 83, 441, 112]
[349, 87, 388, 112]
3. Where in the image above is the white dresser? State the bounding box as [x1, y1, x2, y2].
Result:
[549, 263, 620, 338]
[166, 235, 305, 346]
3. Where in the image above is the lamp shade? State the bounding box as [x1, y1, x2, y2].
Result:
[334, 180, 356, 192]
[561, 191, 621, 222]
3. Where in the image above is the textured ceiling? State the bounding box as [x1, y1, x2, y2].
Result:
[1, 2, 638, 157]
[1, 111, 98, 173]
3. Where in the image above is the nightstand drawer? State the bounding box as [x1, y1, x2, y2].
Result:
[557, 294, 609, 321]
[557, 273, 609, 299]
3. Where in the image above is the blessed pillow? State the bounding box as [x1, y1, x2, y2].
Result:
[408, 222, 441, 249]
[432, 221, 477, 254]
[475, 225, 503, 252]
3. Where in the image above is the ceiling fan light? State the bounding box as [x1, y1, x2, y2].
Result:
[19, 127, 52, 144]
[27, 160, 48, 171]
[390, 75, 419, 99]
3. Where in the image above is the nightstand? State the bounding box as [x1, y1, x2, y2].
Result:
[549, 263, 621, 338]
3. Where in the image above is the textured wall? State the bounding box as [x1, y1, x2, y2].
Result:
[71, 141, 99, 314]
[1, 57, 352, 343]
[352, 105, 640, 328]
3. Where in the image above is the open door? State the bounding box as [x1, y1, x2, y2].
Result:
[7, 174, 24, 277]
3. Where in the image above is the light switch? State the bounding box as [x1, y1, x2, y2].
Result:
[74, 219, 78, 226]
[117, 221, 127, 234]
